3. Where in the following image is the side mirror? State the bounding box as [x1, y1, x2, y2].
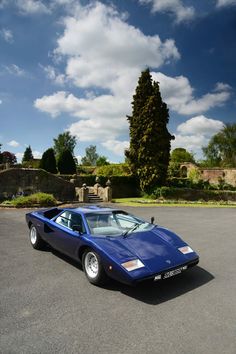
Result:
[151, 216, 155, 224]
[72, 224, 82, 234]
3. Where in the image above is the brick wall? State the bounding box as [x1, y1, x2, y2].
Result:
[180, 163, 236, 187]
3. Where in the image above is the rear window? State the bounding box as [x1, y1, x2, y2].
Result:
[43, 208, 62, 219]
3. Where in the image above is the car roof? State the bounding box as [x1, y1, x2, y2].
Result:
[67, 205, 122, 214]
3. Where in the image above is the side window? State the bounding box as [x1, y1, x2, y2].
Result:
[55, 211, 85, 233]
[69, 212, 86, 233]
[55, 211, 71, 228]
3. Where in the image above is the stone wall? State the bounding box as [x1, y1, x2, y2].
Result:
[61, 175, 141, 198]
[180, 163, 236, 187]
[0, 168, 75, 201]
[200, 168, 236, 186]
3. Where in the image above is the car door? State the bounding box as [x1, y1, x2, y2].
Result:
[44, 211, 86, 259]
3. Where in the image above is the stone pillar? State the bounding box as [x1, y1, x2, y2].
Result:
[76, 183, 89, 202]
[93, 176, 101, 196]
[104, 179, 112, 202]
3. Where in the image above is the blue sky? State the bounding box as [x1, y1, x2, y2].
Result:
[0, 0, 236, 163]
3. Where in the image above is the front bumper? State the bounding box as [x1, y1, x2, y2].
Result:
[134, 257, 199, 284]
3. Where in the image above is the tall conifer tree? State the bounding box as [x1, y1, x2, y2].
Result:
[39, 148, 57, 174]
[57, 149, 76, 174]
[126, 68, 174, 192]
[22, 145, 33, 162]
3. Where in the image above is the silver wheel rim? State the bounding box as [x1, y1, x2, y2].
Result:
[30, 226, 37, 245]
[84, 252, 99, 279]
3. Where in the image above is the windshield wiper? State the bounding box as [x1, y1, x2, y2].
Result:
[122, 222, 143, 238]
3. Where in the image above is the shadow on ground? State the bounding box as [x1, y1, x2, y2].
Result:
[50, 248, 214, 305]
[109, 266, 214, 305]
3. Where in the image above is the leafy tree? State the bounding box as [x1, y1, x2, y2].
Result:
[53, 132, 77, 157]
[202, 123, 236, 167]
[96, 156, 110, 166]
[81, 145, 99, 166]
[39, 148, 57, 174]
[126, 68, 174, 192]
[187, 166, 201, 184]
[171, 148, 195, 163]
[22, 145, 34, 162]
[168, 148, 195, 177]
[57, 149, 76, 174]
[1, 151, 17, 164]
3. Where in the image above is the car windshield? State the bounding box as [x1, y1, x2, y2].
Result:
[85, 211, 154, 237]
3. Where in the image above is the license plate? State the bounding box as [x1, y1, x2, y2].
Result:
[163, 265, 187, 279]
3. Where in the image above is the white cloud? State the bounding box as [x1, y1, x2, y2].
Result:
[4, 64, 26, 76]
[7, 140, 20, 147]
[216, 0, 236, 7]
[0, 28, 13, 43]
[172, 134, 208, 153]
[36, 90, 129, 118]
[35, 2, 231, 158]
[41, 65, 66, 85]
[214, 82, 232, 91]
[76, 154, 82, 164]
[15, 152, 23, 161]
[55, 1, 180, 93]
[69, 113, 127, 142]
[151, 72, 231, 115]
[172, 115, 224, 156]
[177, 115, 224, 136]
[35, 2, 180, 151]
[102, 140, 129, 156]
[16, 0, 50, 14]
[139, 0, 195, 23]
[32, 150, 42, 158]
[0, 99, 2, 104]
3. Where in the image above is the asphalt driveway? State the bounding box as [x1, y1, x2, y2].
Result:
[0, 206, 236, 354]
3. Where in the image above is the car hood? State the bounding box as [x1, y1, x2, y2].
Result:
[92, 226, 198, 272]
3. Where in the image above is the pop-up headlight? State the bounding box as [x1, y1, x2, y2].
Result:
[121, 259, 145, 271]
[178, 246, 194, 254]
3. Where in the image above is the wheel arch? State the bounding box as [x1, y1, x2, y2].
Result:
[78, 245, 91, 261]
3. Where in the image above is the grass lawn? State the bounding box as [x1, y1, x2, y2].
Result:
[113, 198, 236, 208]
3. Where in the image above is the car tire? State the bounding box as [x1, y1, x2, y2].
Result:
[29, 224, 46, 250]
[82, 249, 108, 285]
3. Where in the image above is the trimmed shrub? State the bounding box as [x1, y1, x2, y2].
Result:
[151, 187, 236, 201]
[22, 160, 40, 169]
[77, 166, 96, 175]
[96, 164, 131, 177]
[3, 193, 57, 207]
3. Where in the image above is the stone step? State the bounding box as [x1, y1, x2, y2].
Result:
[88, 192, 103, 203]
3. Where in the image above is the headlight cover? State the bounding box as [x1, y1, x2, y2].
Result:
[121, 259, 145, 272]
[178, 246, 194, 254]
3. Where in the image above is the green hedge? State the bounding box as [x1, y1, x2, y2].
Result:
[168, 177, 236, 191]
[151, 187, 236, 201]
[96, 164, 131, 177]
[2, 193, 57, 207]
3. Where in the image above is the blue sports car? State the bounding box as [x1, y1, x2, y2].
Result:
[26, 206, 199, 286]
